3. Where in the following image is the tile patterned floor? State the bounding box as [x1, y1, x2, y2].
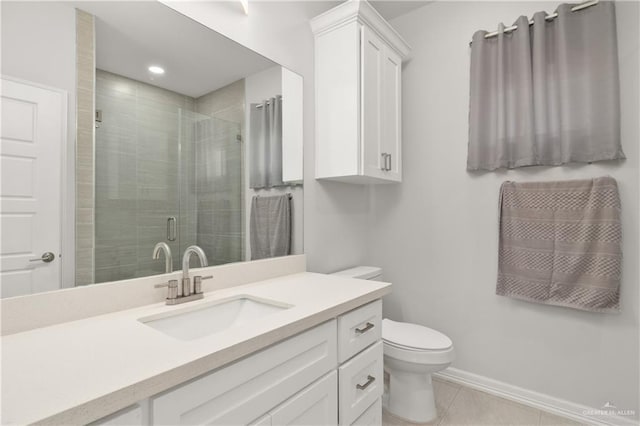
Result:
[382, 378, 586, 426]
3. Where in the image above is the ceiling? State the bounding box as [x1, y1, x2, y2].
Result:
[72, 1, 429, 98]
[74, 1, 277, 98]
[369, 0, 432, 20]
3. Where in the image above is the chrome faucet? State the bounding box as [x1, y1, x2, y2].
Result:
[181, 245, 209, 297]
[152, 242, 173, 273]
[155, 245, 212, 305]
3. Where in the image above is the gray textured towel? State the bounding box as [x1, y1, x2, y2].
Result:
[497, 177, 622, 312]
[250, 195, 291, 260]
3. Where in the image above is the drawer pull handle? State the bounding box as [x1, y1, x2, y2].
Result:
[355, 322, 374, 334]
[356, 375, 376, 390]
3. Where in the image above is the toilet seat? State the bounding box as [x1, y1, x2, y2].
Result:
[382, 319, 455, 365]
[382, 319, 452, 351]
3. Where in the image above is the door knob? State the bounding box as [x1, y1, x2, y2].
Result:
[29, 252, 55, 263]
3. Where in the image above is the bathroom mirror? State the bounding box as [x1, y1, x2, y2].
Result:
[0, 1, 304, 298]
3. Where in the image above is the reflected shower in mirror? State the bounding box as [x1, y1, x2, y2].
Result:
[0, 1, 303, 297]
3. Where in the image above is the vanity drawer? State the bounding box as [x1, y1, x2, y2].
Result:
[351, 398, 382, 426]
[338, 300, 382, 362]
[338, 341, 383, 425]
[151, 320, 337, 425]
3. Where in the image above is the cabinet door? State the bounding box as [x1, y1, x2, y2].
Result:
[351, 399, 381, 426]
[151, 321, 337, 425]
[361, 25, 386, 180]
[270, 371, 338, 426]
[338, 342, 384, 425]
[380, 47, 402, 182]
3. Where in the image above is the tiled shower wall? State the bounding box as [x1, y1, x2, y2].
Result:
[94, 72, 245, 282]
[75, 10, 95, 285]
[94, 70, 196, 282]
[195, 80, 245, 265]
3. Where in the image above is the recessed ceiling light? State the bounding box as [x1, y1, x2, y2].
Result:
[148, 66, 165, 75]
[239, 0, 248, 14]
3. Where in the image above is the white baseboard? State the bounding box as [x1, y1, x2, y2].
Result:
[434, 368, 638, 426]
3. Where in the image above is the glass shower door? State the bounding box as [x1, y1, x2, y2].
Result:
[94, 81, 182, 282]
[178, 110, 244, 267]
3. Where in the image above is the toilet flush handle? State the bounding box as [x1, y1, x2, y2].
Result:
[355, 322, 374, 334]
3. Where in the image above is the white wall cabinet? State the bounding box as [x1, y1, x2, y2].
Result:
[312, 0, 410, 184]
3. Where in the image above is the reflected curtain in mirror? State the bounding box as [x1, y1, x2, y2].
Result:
[467, 1, 625, 171]
[249, 96, 283, 188]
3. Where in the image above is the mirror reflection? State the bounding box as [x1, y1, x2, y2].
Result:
[0, 1, 304, 298]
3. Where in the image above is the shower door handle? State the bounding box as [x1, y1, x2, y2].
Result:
[167, 217, 177, 241]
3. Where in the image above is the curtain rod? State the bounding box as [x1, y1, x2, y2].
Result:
[470, 0, 598, 45]
[255, 95, 282, 109]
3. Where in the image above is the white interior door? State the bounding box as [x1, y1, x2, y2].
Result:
[1, 77, 65, 298]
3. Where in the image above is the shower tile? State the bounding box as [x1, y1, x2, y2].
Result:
[96, 70, 137, 97]
[94, 245, 137, 269]
[95, 208, 137, 243]
[95, 264, 136, 283]
[76, 208, 94, 225]
[137, 82, 190, 107]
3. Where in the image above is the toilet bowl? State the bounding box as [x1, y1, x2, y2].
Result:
[382, 319, 454, 423]
[331, 266, 455, 424]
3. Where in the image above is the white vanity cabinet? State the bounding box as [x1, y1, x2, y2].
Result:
[337, 300, 384, 426]
[151, 320, 337, 425]
[311, 0, 410, 184]
[92, 300, 385, 426]
[89, 403, 146, 425]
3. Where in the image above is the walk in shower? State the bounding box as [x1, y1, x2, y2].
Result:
[94, 70, 243, 283]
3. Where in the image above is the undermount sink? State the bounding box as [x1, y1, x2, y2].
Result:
[139, 295, 292, 341]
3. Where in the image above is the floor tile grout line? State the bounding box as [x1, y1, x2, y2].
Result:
[437, 381, 462, 425]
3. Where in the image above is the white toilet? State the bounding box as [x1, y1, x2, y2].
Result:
[331, 266, 455, 424]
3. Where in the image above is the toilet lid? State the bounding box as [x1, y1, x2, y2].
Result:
[382, 319, 452, 350]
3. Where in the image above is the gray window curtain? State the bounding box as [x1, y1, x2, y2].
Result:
[249, 96, 283, 188]
[467, 1, 625, 171]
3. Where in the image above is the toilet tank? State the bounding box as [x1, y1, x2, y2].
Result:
[331, 266, 383, 281]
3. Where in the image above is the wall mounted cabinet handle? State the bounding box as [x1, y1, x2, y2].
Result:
[355, 322, 375, 334]
[386, 153, 392, 171]
[167, 217, 177, 241]
[356, 375, 376, 390]
[380, 153, 387, 171]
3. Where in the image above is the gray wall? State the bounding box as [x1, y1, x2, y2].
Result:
[366, 1, 638, 414]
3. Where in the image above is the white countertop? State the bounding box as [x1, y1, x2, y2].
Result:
[1, 272, 390, 425]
